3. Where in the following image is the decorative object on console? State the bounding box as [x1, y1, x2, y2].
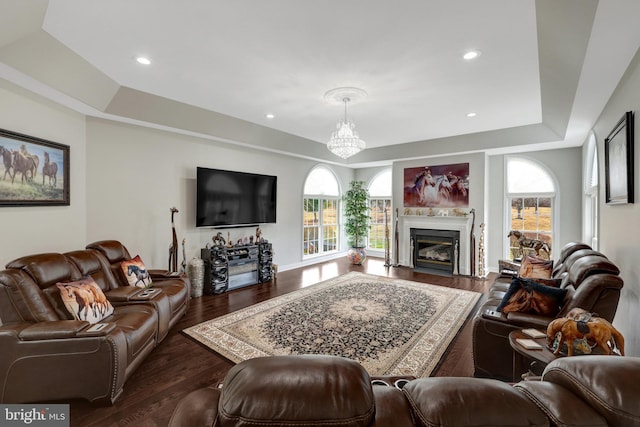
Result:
[403, 163, 469, 208]
[120, 255, 153, 288]
[508, 230, 551, 259]
[168, 207, 179, 271]
[384, 206, 391, 267]
[181, 238, 186, 273]
[343, 180, 370, 265]
[547, 313, 625, 357]
[187, 257, 205, 298]
[469, 208, 476, 277]
[604, 111, 634, 204]
[324, 87, 367, 159]
[56, 277, 114, 324]
[477, 223, 486, 278]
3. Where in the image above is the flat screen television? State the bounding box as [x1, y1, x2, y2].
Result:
[196, 167, 277, 228]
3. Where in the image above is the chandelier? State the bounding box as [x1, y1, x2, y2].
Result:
[325, 87, 367, 159]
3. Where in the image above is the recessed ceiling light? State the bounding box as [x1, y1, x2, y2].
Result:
[466, 112, 477, 117]
[265, 113, 275, 119]
[463, 50, 481, 60]
[136, 56, 151, 65]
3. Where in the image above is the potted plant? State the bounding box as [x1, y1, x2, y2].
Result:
[343, 180, 370, 265]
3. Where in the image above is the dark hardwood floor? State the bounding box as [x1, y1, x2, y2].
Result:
[70, 257, 494, 427]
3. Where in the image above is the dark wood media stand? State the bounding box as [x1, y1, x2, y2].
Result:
[201, 242, 273, 294]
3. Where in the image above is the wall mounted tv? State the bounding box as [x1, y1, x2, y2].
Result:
[196, 167, 277, 228]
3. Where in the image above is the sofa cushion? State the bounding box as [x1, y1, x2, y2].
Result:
[218, 355, 375, 427]
[120, 255, 152, 288]
[497, 276, 567, 317]
[518, 255, 553, 279]
[56, 277, 114, 324]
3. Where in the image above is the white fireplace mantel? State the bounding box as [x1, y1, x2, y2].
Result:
[399, 215, 472, 275]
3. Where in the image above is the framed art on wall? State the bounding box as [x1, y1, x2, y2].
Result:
[403, 162, 469, 208]
[604, 111, 634, 205]
[0, 128, 70, 206]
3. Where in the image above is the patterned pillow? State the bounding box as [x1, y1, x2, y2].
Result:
[497, 277, 567, 317]
[518, 255, 553, 279]
[56, 277, 114, 324]
[120, 255, 153, 288]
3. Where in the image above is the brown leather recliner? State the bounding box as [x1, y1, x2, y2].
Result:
[0, 253, 159, 404]
[65, 248, 174, 341]
[473, 243, 624, 380]
[169, 354, 640, 427]
[86, 240, 190, 326]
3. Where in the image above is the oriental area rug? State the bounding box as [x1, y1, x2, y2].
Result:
[183, 272, 481, 377]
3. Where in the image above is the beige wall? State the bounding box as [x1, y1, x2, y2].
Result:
[0, 81, 86, 267]
[85, 118, 354, 270]
[591, 48, 640, 356]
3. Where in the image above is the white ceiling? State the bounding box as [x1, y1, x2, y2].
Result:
[1, 0, 640, 166]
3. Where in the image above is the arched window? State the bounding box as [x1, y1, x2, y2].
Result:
[584, 132, 599, 249]
[506, 157, 557, 260]
[367, 169, 392, 251]
[303, 166, 340, 257]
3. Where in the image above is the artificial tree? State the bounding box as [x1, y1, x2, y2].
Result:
[343, 181, 370, 264]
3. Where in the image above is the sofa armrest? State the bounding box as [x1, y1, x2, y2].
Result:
[505, 312, 554, 328]
[17, 320, 90, 340]
[148, 269, 183, 279]
[106, 286, 145, 302]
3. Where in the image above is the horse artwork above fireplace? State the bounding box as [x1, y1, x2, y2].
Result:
[403, 163, 469, 208]
[410, 228, 460, 276]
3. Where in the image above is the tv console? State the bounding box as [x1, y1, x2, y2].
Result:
[201, 242, 273, 294]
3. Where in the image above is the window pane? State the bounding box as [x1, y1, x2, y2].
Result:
[508, 196, 553, 260]
[368, 198, 390, 250]
[304, 167, 339, 196]
[368, 170, 392, 197]
[507, 159, 554, 193]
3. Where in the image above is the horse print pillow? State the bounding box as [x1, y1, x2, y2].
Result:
[57, 277, 114, 324]
[120, 255, 153, 288]
[518, 255, 553, 279]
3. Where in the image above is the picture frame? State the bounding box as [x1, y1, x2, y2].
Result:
[0, 128, 70, 206]
[403, 162, 469, 208]
[604, 111, 634, 205]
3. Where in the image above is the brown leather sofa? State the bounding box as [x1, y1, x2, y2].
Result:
[169, 354, 640, 427]
[472, 242, 624, 380]
[0, 241, 189, 404]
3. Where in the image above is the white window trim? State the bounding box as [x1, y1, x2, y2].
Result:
[302, 165, 342, 259]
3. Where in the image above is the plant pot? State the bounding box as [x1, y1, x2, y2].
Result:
[347, 247, 367, 265]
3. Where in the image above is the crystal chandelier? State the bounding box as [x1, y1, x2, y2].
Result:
[326, 94, 366, 159]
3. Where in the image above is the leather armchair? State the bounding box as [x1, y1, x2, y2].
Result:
[169, 354, 640, 427]
[472, 243, 624, 380]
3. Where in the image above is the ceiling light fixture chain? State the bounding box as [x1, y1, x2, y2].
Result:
[325, 87, 367, 159]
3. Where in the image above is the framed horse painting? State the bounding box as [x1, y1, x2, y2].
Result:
[403, 163, 469, 208]
[604, 111, 634, 205]
[0, 128, 70, 206]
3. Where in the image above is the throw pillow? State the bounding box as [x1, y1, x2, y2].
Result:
[120, 255, 153, 288]
[56, 277, 114, 324]
[518, 255, 553, 279]
[497, 277, 567, 317]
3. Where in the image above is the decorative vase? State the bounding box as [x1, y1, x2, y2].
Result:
[187, 257, 205, 298]
[347, 247, 367, 265]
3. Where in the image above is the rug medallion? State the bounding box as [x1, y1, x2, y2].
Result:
[184, 272, 480, 377]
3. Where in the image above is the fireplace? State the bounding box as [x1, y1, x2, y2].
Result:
[410, 228, 460, 276]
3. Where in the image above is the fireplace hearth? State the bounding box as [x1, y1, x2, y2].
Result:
[410, 228, 460, 276]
